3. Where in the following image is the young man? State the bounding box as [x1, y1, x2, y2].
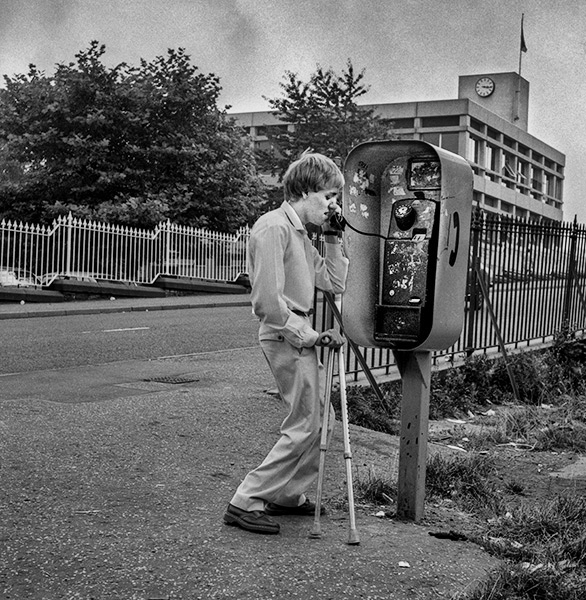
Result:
[224, 152, 349, 535]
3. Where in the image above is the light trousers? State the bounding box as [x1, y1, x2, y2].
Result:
[230, 332, 335, 512]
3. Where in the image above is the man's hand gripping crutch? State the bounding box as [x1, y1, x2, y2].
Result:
[309, 292, 360, 546]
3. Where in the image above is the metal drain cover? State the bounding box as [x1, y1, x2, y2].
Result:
[144, 375, 199, 385]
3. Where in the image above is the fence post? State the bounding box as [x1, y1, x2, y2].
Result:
[465, 208, 483, 355]
[562, 215, 578, 326]
[164, 220, 171, 275]
[66, 212, 73, 276]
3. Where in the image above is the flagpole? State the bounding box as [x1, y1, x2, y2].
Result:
[518, 13, 525, 77]
[515, 13, 526, 122]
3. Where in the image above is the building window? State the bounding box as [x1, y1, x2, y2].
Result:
[531, 166, 543, 192]
[388, 117, 415, 129]
[440, 132, 459, 154]
[484, 146, 496, 182]
[255, 124, 288, 137]
[485, 144, 493, 171]
[501, 201, 513, 214]
[484, 196, 498, 208]
[532, 151, 543, 163]
[468, 136, 480, 164]
[420, 131, 460, 155]
[487, 127, 500, 140]
[470, 118, 484, 132]
[553, 177, 562, 200]
[502, 152, 516, 179]
[253, 140, 273, 152]
[545, 173, 557, 198]
[421, 132, 440, 146]
[421, 115, 460, 128]
[517, 159, 529, 191]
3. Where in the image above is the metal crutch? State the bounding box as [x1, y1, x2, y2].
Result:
[309, 347, 335, 540]
[309, 299, 360, 545]
[337, 339, 360, 545]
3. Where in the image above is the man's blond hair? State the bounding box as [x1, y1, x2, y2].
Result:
[283, 152, 344, 202]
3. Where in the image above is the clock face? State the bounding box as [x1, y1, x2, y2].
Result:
[475, 77, 495, 97]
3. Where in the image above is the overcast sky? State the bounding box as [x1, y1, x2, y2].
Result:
[1, 0, 585, 221]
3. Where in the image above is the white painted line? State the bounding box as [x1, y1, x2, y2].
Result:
[82, 327, 151, 333]
[157, 345, 258, 360]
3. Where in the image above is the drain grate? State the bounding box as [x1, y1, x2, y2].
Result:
[144, 375, 199, 385]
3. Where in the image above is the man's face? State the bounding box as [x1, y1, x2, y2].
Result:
[301, 188, 341, 227]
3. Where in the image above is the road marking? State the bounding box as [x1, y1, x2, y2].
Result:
[157, 345, 258, 359]
[82, 327, 151, 333]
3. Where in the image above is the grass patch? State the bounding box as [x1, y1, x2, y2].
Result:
[482, 495, 586, 566]
[463, 562, 586, 600]
[354, 465, 397, 505]
[467, 495, 586, 600]
[462, 402, 586, 452]
[425, 452, 501, 513]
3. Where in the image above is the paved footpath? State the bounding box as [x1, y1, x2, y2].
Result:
[0, 294, 500, 599]
[0, 293, 251, 320]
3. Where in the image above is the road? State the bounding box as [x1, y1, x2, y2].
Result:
[0, 305, 259, 376]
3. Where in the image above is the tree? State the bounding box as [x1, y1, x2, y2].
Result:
[0, 42, 266, 232]
[258, 60, 393, 181]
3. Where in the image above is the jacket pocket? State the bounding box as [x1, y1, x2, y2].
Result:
[259, 332, 285, 343]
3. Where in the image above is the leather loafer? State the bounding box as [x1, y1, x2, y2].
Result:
[223, 504, 280, 534]
[265, 498, 325, 516]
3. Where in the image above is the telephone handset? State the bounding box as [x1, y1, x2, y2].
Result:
[328, 212, 347, 231]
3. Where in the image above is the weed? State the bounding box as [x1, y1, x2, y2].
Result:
[332, 381, 401, 434]
[546, 328, 586, 396]
[533, 402, 586, 452]
[464, 495, 586, 599]
[465, 424, 510, 451]
[425, 452, 501, 513]
[430, 366, 478, 419]
[464, 562, 586, 600]
[484, 495, 586, 563]
[504, 480, 526, 496]
[353, 451, 503, 515]
[354, 465, 397, 505]
[491, 352, 545, 404]
[462, 403, 586, 452]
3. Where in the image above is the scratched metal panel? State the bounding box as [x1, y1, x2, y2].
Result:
[381, 240, 430, 306]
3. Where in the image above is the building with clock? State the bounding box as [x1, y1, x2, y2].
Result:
[231, 72, 565, 223]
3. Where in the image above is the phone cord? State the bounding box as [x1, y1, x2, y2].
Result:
[343, 220, 387, 241]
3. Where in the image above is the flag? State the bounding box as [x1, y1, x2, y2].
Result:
[520, 17, 527, 53]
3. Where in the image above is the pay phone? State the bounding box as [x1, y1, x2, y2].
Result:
[341, 140, 473, 351]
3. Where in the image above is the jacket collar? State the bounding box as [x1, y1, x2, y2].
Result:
[281, 201, 305, 232]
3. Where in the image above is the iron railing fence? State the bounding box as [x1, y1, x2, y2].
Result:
[312, 212, 586, 381]
[2, 211, 586, 382]
[0, 214, 250, 286]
